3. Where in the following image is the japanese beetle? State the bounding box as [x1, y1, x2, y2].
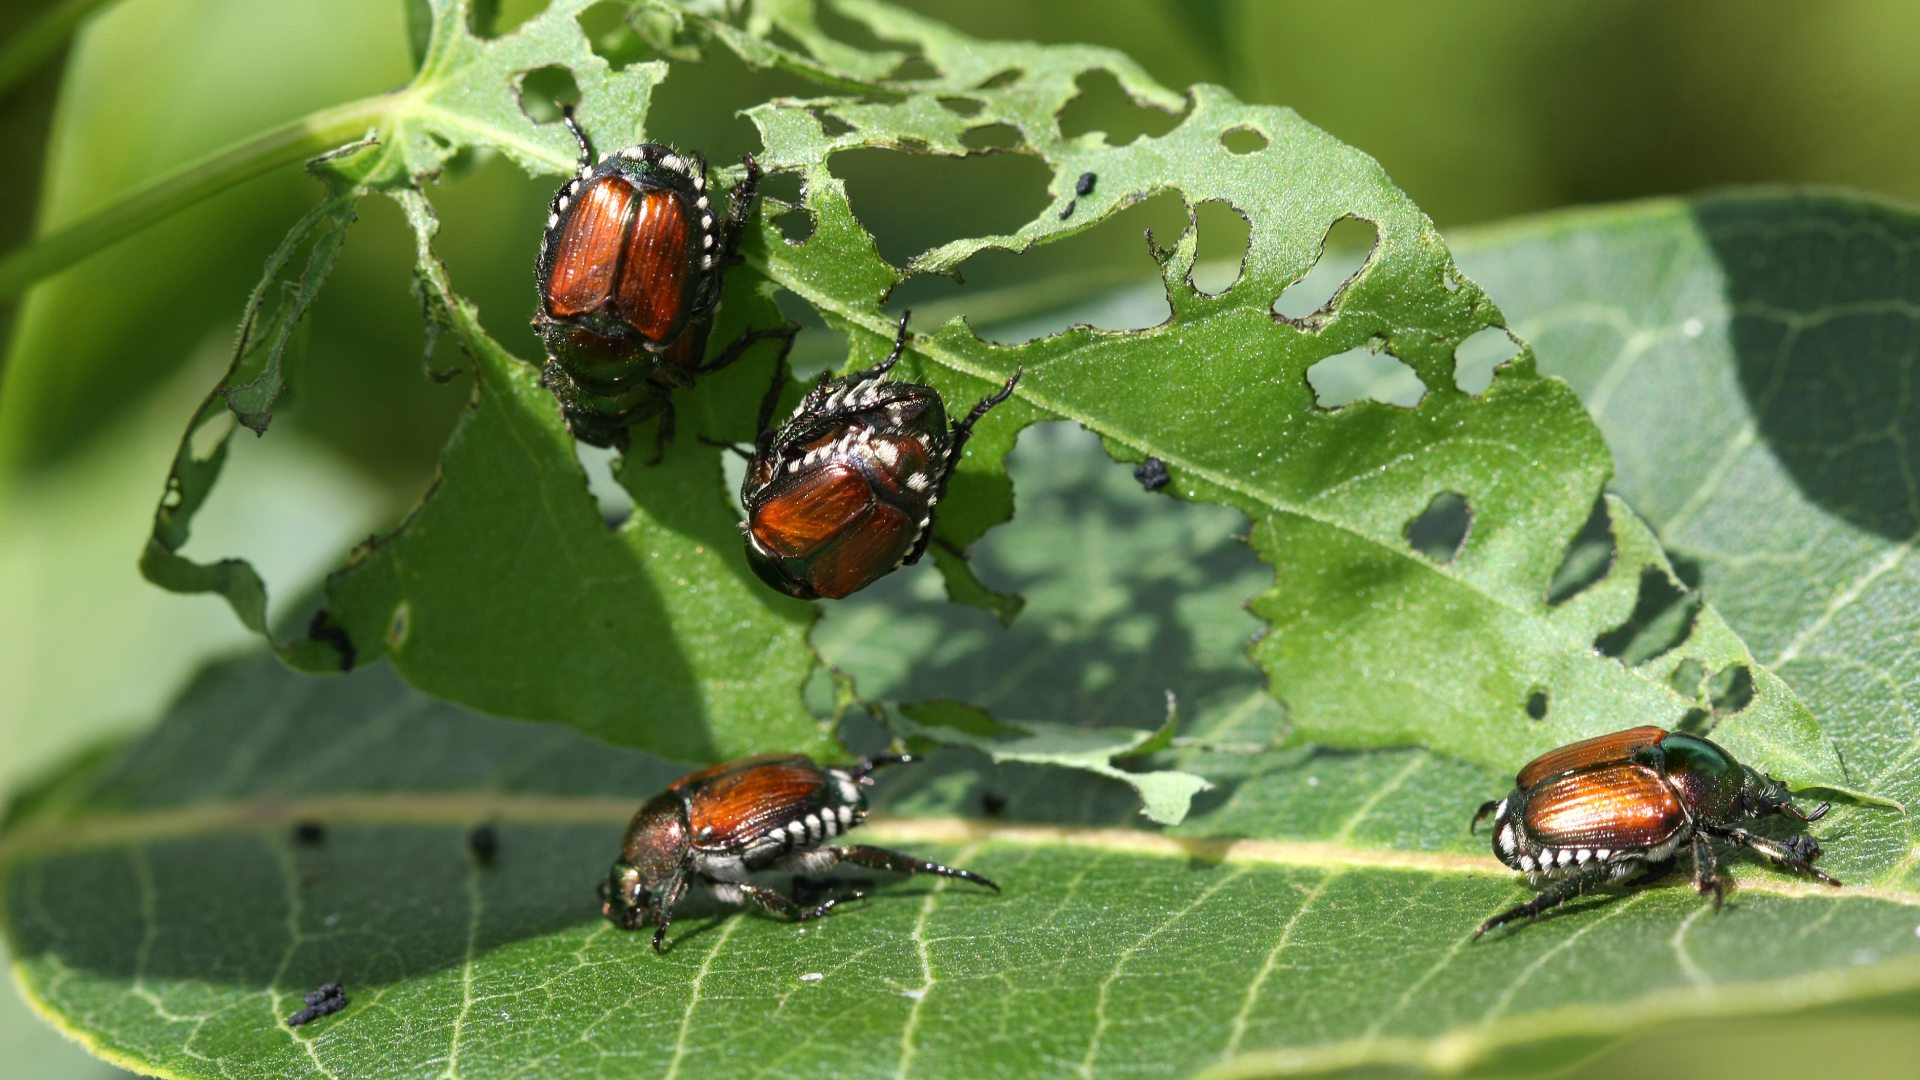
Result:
[1471, 725, 1837, 937]
[600, 753, 998, 951]
[741, 312, 1020, 599]
[534, 108, 792, 448]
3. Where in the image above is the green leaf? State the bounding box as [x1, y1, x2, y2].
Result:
[1456, 189, 1920, 882]
[126, 0, 1846, 794]
[897, 697, 1211, 826]
[136, 1, 825, 762]
[737, 3, 1843, 790]
[6, 420, 1916, 1076]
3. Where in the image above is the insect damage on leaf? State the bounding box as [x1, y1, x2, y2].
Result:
[136, 0, 1850, 795]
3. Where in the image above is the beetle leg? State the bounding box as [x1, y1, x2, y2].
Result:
[1469, 799, 1499, 834]
[791, 874, 875, 906]
[1474, 876, 1586, 939]
[721, 152, 763, 264]
[640, 405, 673, 467]
[751, 335, 800, 448]
[829, 845, 1001, 892]
[697, 322, 799, 377]
[1715, 826, 1842, 887]
[1691, 833, 1726, 910]
[649, 872, 689, 953]
[902, 367, 1023, 566]
[736, 882, 863, 921]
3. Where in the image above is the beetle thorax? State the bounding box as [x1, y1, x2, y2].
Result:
[619, 793, 691, 887]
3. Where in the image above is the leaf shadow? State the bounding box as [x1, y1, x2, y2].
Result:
[823, 423, 1277, 822]
[1703, 195, 1920, 546]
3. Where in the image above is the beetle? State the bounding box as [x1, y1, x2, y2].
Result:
[740, 311, 1020, 599]
[600, 753, 998, 951]
[1470, 725, 1838, 937]
[533, 107, 793, 448]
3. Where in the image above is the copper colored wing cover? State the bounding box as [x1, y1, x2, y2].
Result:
[677, 756, 834, 852]
[614, 187, 693, 342]
[750, 464, 875, 557]
[1522, 762, 1685, 850]
[545, 176, 633, 319]
[1516, 725, 1668, 790]
[803, 502, 914, 599]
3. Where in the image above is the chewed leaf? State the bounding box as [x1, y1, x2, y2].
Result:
[5, 627, 1913, 1077]
[1457, 190, 1920, 828]
[136, 0, 1842, 792]
[738, 10, 1847, 791]
[899, 697, 1211, 825]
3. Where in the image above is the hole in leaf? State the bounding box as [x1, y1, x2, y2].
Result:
[1221, 126, 1268, 154]
[758, 170, 803, 207]
[886, 191, 1187, 343]
[1058, 69, 1181, 146]
[812, 4, 905, 54]
[1676, 707, 1714, 736]
[1709, 664, 1755, 715]
[468, 0, 530, 39]
[1593, 568, 1701, 666]
[516, 66, 580, 126]
[577, 1, 652, 69]
[838, 147, 1052, 269]
[1669, 657, 1706, 698]
[1455, 326, 1521, 395]
[1668, 550, 1704, 591]
[643, 36, 826, 166]
[1526, 689, 1549, 721]
[755, 171, 811, 244]
[960, 123, 1022, 152]
[1272, 217, 1379, 325]
[1405, 492, 1471, 564]
[814, 109, 856, 137]
[575, 443, 632, 529]
[975, 68, 1022, 90]
[776, 207, 815, 244]
[890, 52, 939, 81]
[939, 96, 984, 118]
[1190, 199, 1251, 297]
[1546, 496, 1615, 606]
[1306, 339, 1424, 409]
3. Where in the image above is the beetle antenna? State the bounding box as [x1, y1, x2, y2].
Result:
[1469, 799, 1499, 834]
[851, 752, 914, 782]
[560, 105, 594, 168]
[1788, 801, 1831, 823]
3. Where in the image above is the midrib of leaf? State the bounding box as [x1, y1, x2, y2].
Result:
[1196, 957, 1920, 1080]
[763, 264, 1698, 676]
[9, 795, 1920, 1080]
[2, 799, 1911, 907]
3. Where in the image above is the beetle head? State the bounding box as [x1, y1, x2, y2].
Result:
[600, 861, 650, 930]
[743, 534, 817, 600]
[603, 793, 690, 930]
[1739, 767, 1830, 823]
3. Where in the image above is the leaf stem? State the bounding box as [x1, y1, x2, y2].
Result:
[0, 0, 118, 99]
[0, 93, 393, 300]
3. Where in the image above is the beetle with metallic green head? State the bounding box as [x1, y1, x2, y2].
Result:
[1470, 725, 1838, 937]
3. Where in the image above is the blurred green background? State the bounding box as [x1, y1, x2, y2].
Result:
[1, 0, 1916, 1076]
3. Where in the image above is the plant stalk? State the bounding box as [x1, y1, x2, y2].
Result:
[0, 94, 393, 301]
